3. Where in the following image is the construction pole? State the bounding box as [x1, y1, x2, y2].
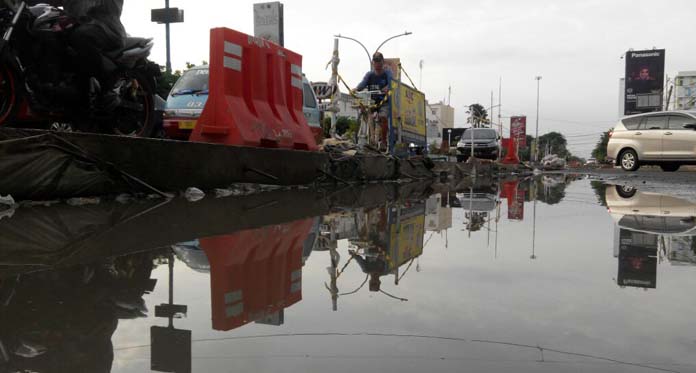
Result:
[498, 78, 503, 159]
[329, 38, 340, 138]
[490, 91, 494, 129]
[534, 76, 542, 164]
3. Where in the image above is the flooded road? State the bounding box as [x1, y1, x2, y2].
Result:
[1, 177, 695, 372]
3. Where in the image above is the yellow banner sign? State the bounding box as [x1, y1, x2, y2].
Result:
[391, 80, 426, 137]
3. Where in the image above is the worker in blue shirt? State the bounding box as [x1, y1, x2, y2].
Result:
[353, 52, 393, 150]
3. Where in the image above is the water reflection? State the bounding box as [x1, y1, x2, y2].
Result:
[0, 250, 160, 371]
[1, 177, 695, 371]
[605, 185, 696, 290]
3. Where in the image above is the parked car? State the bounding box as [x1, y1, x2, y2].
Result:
[455, 128, 500, 162]
[607, 111, 696, 172]
[163, 65, 323, 143]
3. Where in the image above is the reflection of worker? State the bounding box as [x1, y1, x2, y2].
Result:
[353, 52, 393, 150]
[350, 248, 389, 292]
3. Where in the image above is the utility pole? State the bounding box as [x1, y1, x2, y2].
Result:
[534, 76, 542, 163]
[151, 1, 185, 73]
[419, 60, 424, 91]
[490, 91, 494, 129]
[448, 86, 451, 106]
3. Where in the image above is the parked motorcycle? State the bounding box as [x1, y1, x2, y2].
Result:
[0, 0, 160, 136]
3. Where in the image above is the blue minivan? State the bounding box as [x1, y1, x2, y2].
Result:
[163, 65, 323, 142]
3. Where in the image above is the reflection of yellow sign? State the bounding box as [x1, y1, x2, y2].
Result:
[391, 80, 426, 137]
[388, 215, 425, 270]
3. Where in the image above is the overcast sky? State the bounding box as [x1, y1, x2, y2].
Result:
[123, 0, 696, 157]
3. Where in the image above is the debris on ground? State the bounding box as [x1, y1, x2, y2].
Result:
[0, 194, 14, 206]
[0, 195, 15, 221]
[116, 194, 135, 204]
[184, 187, 205, 202]
[541, 154, 567, 171]
[66, 197, 101, 206]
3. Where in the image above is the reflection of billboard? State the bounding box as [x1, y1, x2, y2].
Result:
[624, 49, 665, 115]
[510, 116, 527, 147]
[253, 2, 284, 46]
[617, 229, 658, 289]
[387, 204, 426, 271]
[391, 79, 426, 140]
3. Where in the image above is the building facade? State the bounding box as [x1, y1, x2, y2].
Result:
[675, 71, 696, 110]
[426, 101, 455, 146]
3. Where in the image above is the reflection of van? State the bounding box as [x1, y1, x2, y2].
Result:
[163, 65, 323, 142]
[605, 185, 696, 236]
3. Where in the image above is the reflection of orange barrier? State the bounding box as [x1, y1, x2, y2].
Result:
[501, 180, 524, 220]
[199, 219, 313, 331]
[191, 28, 318, 151]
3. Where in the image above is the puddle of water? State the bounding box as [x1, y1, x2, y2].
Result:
[0, 176, 695, 372]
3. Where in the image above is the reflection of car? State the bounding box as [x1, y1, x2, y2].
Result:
[605, 185, 696, 236]
[163, 65, 323, 142]
[607, 111, 696, 172]
[605, 185, 696, 289]
[456, 128, 500, 162]
[456, 187, 500, 213]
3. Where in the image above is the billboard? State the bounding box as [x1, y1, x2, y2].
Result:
[384, 58, 402, 80]
[253, 2, 284, 46]
[624, 49, 665, 115]
[391, 79, 426, 138]
[510, 116, 527, 147]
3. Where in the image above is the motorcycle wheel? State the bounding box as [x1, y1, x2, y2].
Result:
[0, 63, 18, 125]
[111, 71, 156, 137]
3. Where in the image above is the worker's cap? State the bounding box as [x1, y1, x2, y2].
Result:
[372, 52, 384, 62]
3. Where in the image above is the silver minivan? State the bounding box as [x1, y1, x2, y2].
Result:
[607, 111, 696, 172]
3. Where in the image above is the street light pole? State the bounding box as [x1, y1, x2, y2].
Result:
[334, 32, 413, 70]
[534, 76, 542, 163]
[334, 34, 372, 69]
[375, 31, 413, 53]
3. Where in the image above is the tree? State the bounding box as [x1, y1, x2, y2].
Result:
[156, 68, 181, 98]
[591, 130, 611, 162]
[537, 132, 570, 159]
[467, 104, 489, 128]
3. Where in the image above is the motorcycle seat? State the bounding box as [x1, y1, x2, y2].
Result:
[106, 37, 153, 60]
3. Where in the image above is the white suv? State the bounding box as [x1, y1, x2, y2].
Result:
[607, 111, 696, 172]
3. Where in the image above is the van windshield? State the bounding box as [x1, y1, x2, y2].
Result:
[462, 129, 497, 140]
[171, 68, 209, 96]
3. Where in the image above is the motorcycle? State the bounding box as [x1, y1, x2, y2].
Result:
[0, 0, 161, 137]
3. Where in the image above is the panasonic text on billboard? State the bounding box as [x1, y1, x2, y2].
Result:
[624, 49, 665, 115]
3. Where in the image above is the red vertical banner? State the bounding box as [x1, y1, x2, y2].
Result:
[510, 116, 527, 147]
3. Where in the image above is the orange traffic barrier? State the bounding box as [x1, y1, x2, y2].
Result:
[200, 219, 313, 331]
[190, 28, 318, 151]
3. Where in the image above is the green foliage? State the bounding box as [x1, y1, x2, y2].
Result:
[467, 103, 489, 128]
[337, 116, 360, 141]
[156, 68, 181, 98]
[538, 132, 570, 158]
[321, 116, 359, 141]
[185, 61, 209, 69]
[516, 135, 535, 162]
[591, 130, 612, 162]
